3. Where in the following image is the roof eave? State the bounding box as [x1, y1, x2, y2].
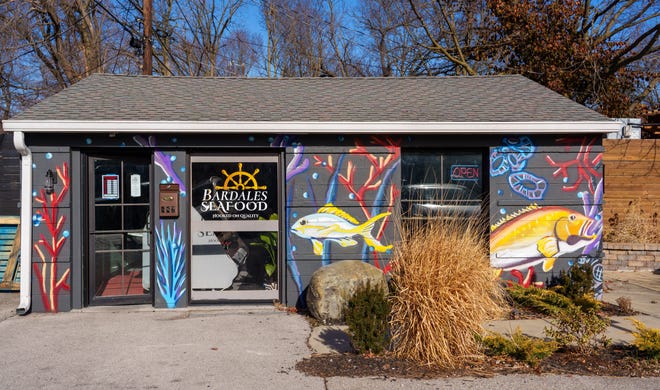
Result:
[1, 120, 623, 134]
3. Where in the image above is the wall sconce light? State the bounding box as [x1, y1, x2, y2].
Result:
[45, 169, 57, 195]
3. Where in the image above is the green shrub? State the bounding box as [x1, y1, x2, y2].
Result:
[481, 328, 558, 367]
[507, 283, 601, 315]
[507, 285, 574, 316]
[544, 304, 610, 354]
[345, 282, 390, 354]
[631, 319, 660, 359]
[553, 263, 594, 301]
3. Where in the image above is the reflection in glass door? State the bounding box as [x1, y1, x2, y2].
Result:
[190, 155, 279, 301]
[89, 155, 151, 304]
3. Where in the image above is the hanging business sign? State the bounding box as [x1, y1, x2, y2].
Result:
[191, 160, 278, 221]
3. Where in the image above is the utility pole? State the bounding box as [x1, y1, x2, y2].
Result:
[143, 0, 153, 75]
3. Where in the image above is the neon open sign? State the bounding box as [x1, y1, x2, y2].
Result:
[450, 164, 480, 182]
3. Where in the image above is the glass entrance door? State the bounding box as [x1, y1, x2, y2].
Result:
[88, 155, 152, 304]
[190, 155, 279, 301]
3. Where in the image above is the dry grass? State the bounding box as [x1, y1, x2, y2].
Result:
[388, 215, 506, 368]
[604, 199, 659, 244]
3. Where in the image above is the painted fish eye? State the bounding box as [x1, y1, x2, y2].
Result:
[569, 214, 576, 221]
[299, 219, 306, 225]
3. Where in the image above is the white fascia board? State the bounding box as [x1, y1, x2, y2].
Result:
[2, 120, 623, 134]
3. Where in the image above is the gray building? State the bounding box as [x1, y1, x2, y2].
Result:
[1, 74, 621, 313]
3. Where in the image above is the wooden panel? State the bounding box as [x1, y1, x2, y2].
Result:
[602, 139, 660, 222]
[0, 216, 20, 290]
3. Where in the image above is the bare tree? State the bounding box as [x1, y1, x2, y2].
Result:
[18, 0, 106, 89]
[168, 0, 243, 76]
[404, 0, 489, 76]
[1, 0, 127, 117]
[356, 0, 433, 76]
[261, 0, 360, 77]
[217, 29, 260, 76]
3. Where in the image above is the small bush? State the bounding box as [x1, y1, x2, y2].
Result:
[616, 296, 634, 315]
[553, 263, 594, 301]
[481, 328, 558, 367]
[545, 304, 610, 354]
[507, 285, 574, 316]
[507, 277, 601, 316]
[631, 319, 660, 360]
[345, 282, 390, 354]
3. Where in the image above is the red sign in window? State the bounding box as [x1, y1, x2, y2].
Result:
[102, 174, 119, 200]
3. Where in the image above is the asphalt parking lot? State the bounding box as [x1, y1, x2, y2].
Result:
[0, 270, 658, 389]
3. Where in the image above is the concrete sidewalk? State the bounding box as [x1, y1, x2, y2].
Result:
[0, 303, 324, 389]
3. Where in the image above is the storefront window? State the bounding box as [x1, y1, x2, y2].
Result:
[189, 156, 279, 301]
[401, 151, 483, 219]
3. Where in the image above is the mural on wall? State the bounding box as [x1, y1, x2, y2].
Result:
[490, 136, 548, 200]
[32, 162, 70, 312]
[283, 136, 400, 299]
[291, 205, 392, 256]
[155, 221, 186, 308]
[490, 136, 603, 296]
[134, 136, 187, 195]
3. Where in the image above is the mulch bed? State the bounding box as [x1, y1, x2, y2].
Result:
[296, 302, 657, 378]
[296, 346, 660, 378]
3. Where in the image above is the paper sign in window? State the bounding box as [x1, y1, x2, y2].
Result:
[130, 174, 141, 197]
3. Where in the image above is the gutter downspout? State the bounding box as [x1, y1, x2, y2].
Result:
[13, 131, 31, 315]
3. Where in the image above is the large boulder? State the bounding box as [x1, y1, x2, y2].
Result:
[306, 260, 387, 324]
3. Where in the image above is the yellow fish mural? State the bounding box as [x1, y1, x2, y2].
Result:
[490, 204, 597, 272]
[291, 204, 392, 255]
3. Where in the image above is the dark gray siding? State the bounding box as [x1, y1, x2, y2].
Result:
[0, 133, 20, 216]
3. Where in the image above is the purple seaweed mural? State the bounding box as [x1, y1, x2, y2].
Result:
[134, 136, 187, 194]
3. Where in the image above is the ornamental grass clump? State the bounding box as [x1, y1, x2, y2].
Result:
[604, 198, 659, 243]
[389, 216, 506, 367]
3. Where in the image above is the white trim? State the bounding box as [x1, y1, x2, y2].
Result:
[12, 131, 32, 315]
[2, 120, 623, 134]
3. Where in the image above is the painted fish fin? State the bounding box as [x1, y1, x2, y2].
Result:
[354, 212, 393, 253]
[542, 258, 556, 272]
[317, 203, 361, 225]
[364, 236, 393, 253]
[312, 239, 324, 256]
[537, 236, 559, 258]
[334, 238, 358, 247]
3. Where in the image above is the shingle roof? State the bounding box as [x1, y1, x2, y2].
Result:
[10, 74, 609, 123]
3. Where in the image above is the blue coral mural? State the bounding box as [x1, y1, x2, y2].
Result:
[490, 136, 548, 200]
[155, 221, 187, 308]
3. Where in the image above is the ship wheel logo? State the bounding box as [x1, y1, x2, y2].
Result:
[213, 163, 267, 191]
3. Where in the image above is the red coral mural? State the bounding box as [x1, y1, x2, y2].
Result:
[33, 163, 70, 312]
[546, 137, 602, 193]
[307, 136, 400, 272]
